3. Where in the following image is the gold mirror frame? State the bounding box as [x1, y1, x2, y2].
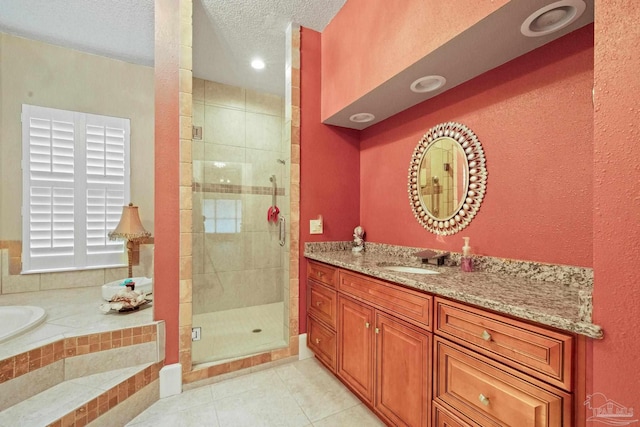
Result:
[408, 122, 487, 235]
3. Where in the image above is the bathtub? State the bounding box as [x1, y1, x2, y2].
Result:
[0, 306, 46, 343]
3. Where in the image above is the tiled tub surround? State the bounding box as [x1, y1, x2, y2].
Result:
[0, 323, 158, 386]
[0, 286, 163, 426]
[0, 286, 155, 361]
[304, 242, 601, 339]
[0, 245, 155, 295]
[2, 362, 162, 427]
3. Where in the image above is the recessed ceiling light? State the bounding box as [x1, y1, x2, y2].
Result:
[251, 58, 265, 70]
[349, 113, 375, 123]
[521, 0, 586, 37]
[410, 75, 446, 93]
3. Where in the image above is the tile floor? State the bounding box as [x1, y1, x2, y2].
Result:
[126, 357, 385, 427]
[192, 302, 287, 365]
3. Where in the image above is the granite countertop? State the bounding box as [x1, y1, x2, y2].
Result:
[305, 242, 603, 339]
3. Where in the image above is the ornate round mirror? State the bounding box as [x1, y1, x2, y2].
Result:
[408, 122, 487, 235]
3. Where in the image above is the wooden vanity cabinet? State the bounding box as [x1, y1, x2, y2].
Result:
[306, 260, 579, 427]
[433, 402, 472, 427]
[433, 297, 574, 427]
[434, 298, 573, 390]
[306, 261, 338, 371]
[434, 337, 570, 427]
[337, 295, 374, 403]
[334, 271, 432, 427]
[337, 293, 431, 427]
[375, 311, 431, 427]
[307, 316, 336, 370]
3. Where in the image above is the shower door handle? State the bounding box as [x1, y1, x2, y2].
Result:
[279, 216, 286, 246]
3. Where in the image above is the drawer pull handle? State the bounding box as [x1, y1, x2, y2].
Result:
[316, 271, 324, 278]
[365, 322, 370, 328]
[316, 301, 322, 307]
[481, 330, 492, 341]
[375, 327, 380, 334]
[478, 394, 490, 406]
[315, 338, 321, 344]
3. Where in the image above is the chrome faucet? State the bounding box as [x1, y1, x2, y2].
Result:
[413, 250, 449, 266]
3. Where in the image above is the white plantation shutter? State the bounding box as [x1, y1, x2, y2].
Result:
[83, 114, 129, 267]
[22, 105, 130, 273]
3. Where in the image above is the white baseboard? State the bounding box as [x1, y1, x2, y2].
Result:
[298, 333, 313, 360]
[159, 363, 182, 398]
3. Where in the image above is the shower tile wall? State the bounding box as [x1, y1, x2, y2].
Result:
[192, 78, 288, 315]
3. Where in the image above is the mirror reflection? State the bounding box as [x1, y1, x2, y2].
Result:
[418, 137, 467, 219]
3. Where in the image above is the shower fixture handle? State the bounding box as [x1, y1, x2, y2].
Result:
[279, 216, 286, 246]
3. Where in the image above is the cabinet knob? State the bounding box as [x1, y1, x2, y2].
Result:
[316, 301, 322, 307]
[365, 322, 370, 328]
[375, 327, 380, 334]
[316, 271, 324, 278]
[478, 394, 490, 406]
[315, 338, 321, 344]
[481, 330, 492, 341]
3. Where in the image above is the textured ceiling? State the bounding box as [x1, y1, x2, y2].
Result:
[194, 0, 346, 95]
[0, 0, 155, 66]
[0, 0, 346, 96]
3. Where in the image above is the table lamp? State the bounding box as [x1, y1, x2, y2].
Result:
[108, 203, 151, 278]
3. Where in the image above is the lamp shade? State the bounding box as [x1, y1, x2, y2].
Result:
[108, 203, 151, 241]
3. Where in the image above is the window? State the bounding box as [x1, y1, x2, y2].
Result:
[202, 199, 242, 234]
[21, 105, 130, 273]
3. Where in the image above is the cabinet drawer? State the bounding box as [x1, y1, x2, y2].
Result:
[307, 261, 337, 288]
[308, 316, 336, 371]
[434, 337, 571, 427]
[433, 402, 472, 427]
[339, 271, 432, 331]
[435, 298, 573, 390]
[307, 281, 337, 328]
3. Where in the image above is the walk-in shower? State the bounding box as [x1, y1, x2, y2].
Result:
[190, 79, 290, 365]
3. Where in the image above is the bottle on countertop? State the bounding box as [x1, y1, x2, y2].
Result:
[461, 237, 473, 272]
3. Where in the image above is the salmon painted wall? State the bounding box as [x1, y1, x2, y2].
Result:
[359, 25, 594, 267]
[299, 27, 360, 332]
[321, 0, 508, 121]
[591, 0, 640, 415]
[154, 0, 180, 365]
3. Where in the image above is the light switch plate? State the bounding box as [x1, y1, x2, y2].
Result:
[310, 219, 323, 234]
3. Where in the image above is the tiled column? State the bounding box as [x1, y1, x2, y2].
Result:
[288, 24, 301, 355]
[178, 0, 194, 374]
[272, 23, 301, 360]
[154, 0, 181, 365]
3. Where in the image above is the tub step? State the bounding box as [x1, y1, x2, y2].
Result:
[0, 363, 157, 427]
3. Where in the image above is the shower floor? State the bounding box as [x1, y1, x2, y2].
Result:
[192, 302, 288, 365]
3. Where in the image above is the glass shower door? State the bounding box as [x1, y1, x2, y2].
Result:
[190, 79, 289, 365]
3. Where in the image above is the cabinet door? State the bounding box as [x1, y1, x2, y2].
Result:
[337, 295, 374, 404]
[375, 312, 431, 427]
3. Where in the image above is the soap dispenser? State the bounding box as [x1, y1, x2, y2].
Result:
[461, 237, 473, 272]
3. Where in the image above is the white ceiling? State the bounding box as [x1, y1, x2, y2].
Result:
[0, 0, 346, 96]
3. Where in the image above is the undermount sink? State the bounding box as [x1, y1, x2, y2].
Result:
[379, 265, 440, 275]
